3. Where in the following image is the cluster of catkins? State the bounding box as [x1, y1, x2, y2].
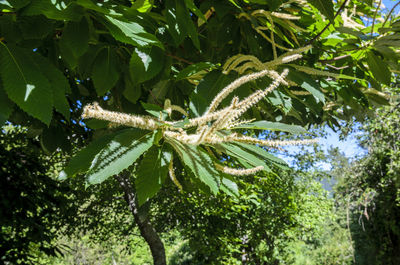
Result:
[82, 52, 317, 177]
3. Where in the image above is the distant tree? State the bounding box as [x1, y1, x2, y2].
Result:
[334, 100, 400, 265]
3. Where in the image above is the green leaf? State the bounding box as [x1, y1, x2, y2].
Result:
[0, 44, 53, 125]
[183, 0, 206, 21]
[176, 62, 215, 80]
[123, 75, 142, 104]
[233, 121, 307, 134]
[168, 139, 220, 194]
[92, 47, 120, 96]
[22, 0, 84, 21]
[136, 145, 172, 205]
[31, 54, 71, 119]
[366, 51, 391, 85]
[59, 17, 89, 59]
[131, 0, 154, 12]
[141, 102, 167, 119]
[60, 133, 117, 179]
[86, 130, 154, 185]
[18, 15, 54, 39]
[287, 70, 325, 103]
[40, 126, 70, 153]
[220, 143, 270, 171]
[220, 175, 239, 197]
[234, 142, 289, 169]
[165, 0, 187, 46]
[179, 0, 200, 49]
[104, 15, 163, 49]
[129, 47, 164, 84]
[0, 84, 14, 125]
[307, 0, 334, 22]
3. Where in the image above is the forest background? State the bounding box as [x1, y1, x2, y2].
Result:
[1, 0, 400, 264]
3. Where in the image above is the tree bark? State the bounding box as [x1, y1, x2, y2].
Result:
[116, 173, 166, 265]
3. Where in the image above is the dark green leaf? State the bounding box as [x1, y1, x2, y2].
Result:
[136, 145, 172, 205]
[22, 0, 84, 21]
[0, 84, 14, 125]
[307, 0, 334, 22]
[0, 44, 53, 125]
[366, 51, 391, 85]
[92, 47, 120, 96]
[32, 54, 71, 119]
[176, 62, 215, 80]
[129, 47, 164, 84]
[59, 18, 89, 58]
[86, 130, 154, 185]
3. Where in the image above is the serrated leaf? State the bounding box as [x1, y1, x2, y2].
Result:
[234, 142, 289, 169]
[179, 0, 200, 49]
[22, 0, 84, 21]
[220, 175, 239, 197]
[136, 145, 172, 205]
[18, 15, 54, 39]
[130, 47, 164, 84]
[168, 139, 220, 194]
[92, 47, 120, 96]
[40, 126, 70, 154]
[307, 0, 334, 22]
[366, 51, 391, 85]
[60, 17, 89, 58]
[0, 43, 53, 125]
[86, 130, 154, 185]
[104, 15, 163, 49]
[220, 143, 270, 171]
[233, 121, 307, 134]
[60, 133, 117, 179]
[0, 84, 14, 125]
[287, 70, 325, 103]
[32, 54, 71, 119]
[176, 62, 215, 80]
[183, 0, 206, 21]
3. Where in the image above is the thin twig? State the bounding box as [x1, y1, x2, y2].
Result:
[307, 0, 349, 44]
[371, 0, 382, 35]
[166, 53, 194, 65]
[319, 54, 351, 63]
[382, 1, 400, 28]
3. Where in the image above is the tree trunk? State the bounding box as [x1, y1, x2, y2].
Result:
[116, 173, 166, 265]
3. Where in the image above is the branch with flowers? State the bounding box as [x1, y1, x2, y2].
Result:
[72, 48, 318, 204]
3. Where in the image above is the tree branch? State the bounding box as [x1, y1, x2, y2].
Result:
[115, 173, 166, 265]
[307, 0, 349, 44]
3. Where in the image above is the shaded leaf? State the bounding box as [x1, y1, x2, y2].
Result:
[92, 47, 120, 95]
[366, 51, 391, 85]
[176, 62, 215, 80]
[136, 145, 172, 205]
[307, 0, 334, 22]
[0, 44, 53, 125]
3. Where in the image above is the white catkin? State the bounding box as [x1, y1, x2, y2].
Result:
[215, 164, 264, 176]
[205, 69, 276, 115]
[82, 103, 160, 130]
